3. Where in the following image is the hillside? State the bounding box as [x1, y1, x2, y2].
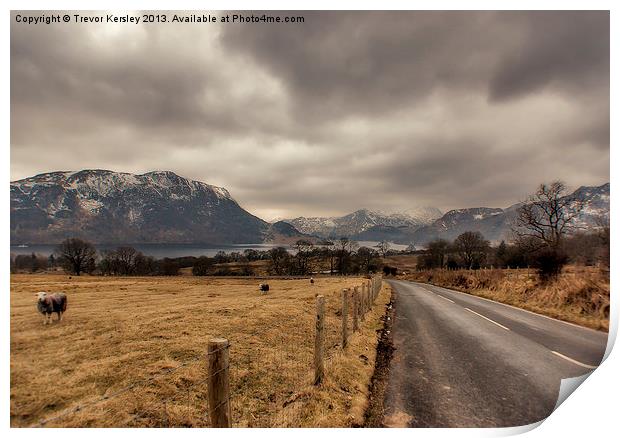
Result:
[10, 170, 309, 245]
[285, 183, 609, 246]
[11, 170, 608, 247]
[411, 183, 610, 246]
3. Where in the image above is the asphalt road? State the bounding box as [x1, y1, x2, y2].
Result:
[383, 280, 609, 428]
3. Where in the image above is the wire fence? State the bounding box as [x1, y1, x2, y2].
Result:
[28, 275, 384, 428]
[33, 355, 204, 427]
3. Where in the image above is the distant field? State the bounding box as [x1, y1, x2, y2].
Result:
[11, 274, 389, 427]
[382, 255, 418, 273]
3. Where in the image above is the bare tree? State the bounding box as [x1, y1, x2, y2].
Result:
[512, 181, 584, 250]
[422, 239, 451, 269]
[357, 247, 379, 273]
[116, 246, 140, 275]
[321, 240, 337, 275]
[336, 238, 358, 274]
[453, 231, 489, 269]
[55, 238, 97, 276]
[192, 256, 214, 276]
[375, 240, 390, 258]
[98, 246, 144, 275]
[268, 247, 290, 275]
[295, 239, 314, 274]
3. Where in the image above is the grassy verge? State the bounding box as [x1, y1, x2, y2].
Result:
[10, 274, 388, 427]
[279, 282, 391, 427]
[363, 285, 395, 427]
[404, 267, 609, 331]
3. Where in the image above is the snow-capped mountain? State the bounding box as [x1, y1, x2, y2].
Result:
[411, 183, 610, 246]
[10, 170, 607, 247]
[283, 216, 339, 237]
[284, 207, 442, 239]
[10, 170, 309, 244]
[401, 206, 444, 225]
[571, 183, 610, 227]
[411, 207, 511, 245]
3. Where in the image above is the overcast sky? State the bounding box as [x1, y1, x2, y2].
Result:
[11, 11, 609, 220]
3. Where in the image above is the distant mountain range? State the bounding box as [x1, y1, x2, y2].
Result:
[10, 170, 609, 247]
[10, 170, 308, 245]
[282, 207, 442, 240]
[284, 184, 609, 246]
[408, 183, 609, 246]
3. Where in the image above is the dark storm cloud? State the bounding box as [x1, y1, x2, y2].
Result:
[488, 12, 610, 101]
[221, 11, 505, 121]
[221, 11, 609, 117]
[11, 11, 609, 219]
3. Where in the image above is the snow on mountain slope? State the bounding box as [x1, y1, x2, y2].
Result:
[10, 170, 272, 244]
[284, 207, 442, 239]
[411, 183, 610, 246]
[11, 170, 607, 247]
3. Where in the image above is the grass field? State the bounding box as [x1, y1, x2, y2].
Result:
[10, 274, 389, 427]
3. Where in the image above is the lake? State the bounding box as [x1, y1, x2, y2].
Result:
[9, 243, 287, 259]
[10, 240, 410, 259]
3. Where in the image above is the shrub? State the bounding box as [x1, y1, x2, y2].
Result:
[532, 248, 568, 283]
[192, 256, 214, 276]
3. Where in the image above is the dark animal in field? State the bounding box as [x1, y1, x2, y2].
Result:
[259, 283, 270, 294]
[36, 292, 67, 325]
[310, 277, 314, 284]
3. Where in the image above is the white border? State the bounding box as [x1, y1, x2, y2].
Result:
[3, 2, 616, 437]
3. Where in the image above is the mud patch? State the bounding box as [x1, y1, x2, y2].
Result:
[363, 289, 395, 427]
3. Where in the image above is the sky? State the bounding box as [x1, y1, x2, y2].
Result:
[10, 11, 610, 220]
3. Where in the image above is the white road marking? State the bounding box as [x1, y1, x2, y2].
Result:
[436, 294, 455, 304]
[415, 282, 602, 333]
[464, 308, 510, 331]
[551, 351, 598, 369]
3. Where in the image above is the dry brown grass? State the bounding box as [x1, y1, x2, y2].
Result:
[381, 255, 419, 274]
[405, 266, 609, 331]
[10, 274, 389, 428]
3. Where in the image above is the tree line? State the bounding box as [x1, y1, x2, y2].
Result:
[10, 242, 186, 276]
[10, 181, 607, 281]
[417, 181, 609, 281]
[10, 237, 398, 277]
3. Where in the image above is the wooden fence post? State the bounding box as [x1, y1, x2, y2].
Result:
[352, 287, 359, 332]
[371, 277, 375, 301]
[207, 338, 231, 428]
[314, 295, 325, 385]
[372, 278, 375, 300]
[362, 283, 367, 314]
[360, 284, 366, 321]
[341, 289, 349, 348]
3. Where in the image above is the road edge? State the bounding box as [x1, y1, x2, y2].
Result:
[363, 286, 395, 427]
